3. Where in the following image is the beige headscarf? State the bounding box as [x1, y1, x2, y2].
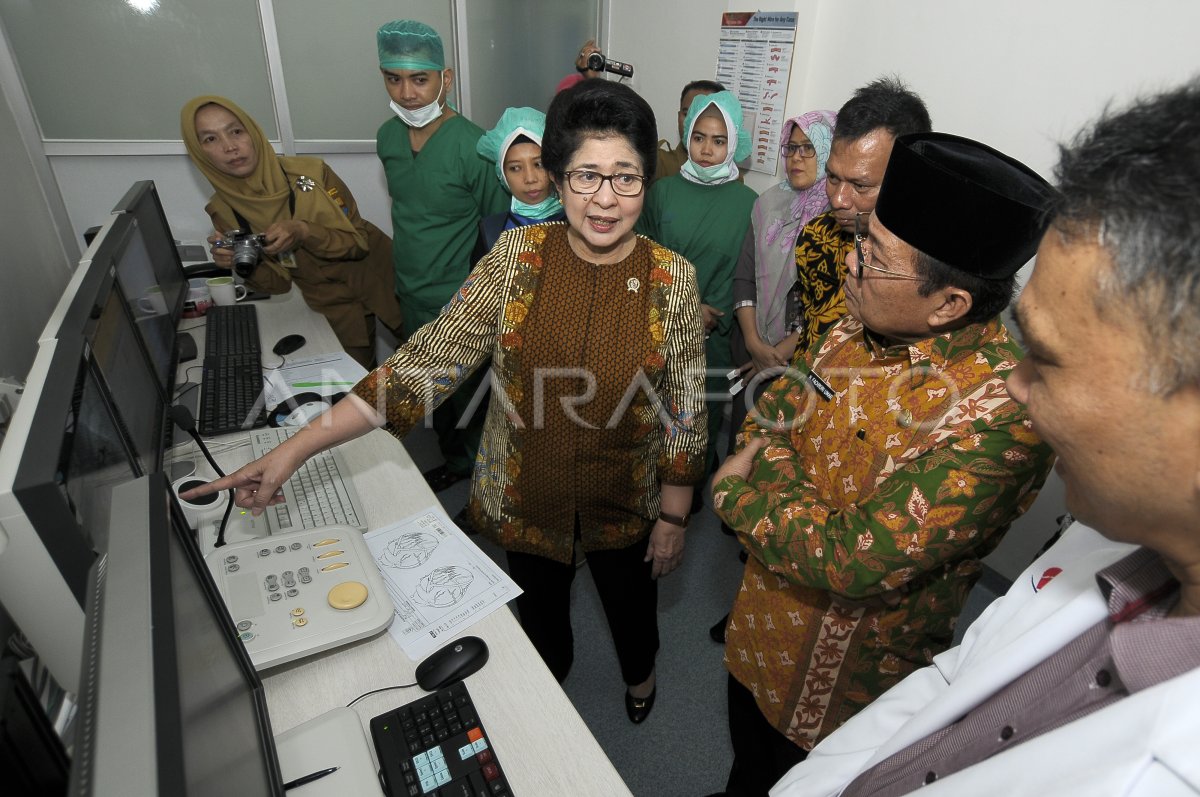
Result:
[180, 95, 364, 275]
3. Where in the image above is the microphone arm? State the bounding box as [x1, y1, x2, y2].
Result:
[170, 405, 234, 548]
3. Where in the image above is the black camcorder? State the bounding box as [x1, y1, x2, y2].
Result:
[587, 52, 634, 78]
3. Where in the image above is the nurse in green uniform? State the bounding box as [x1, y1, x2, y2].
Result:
[375, 20, 508, 492]
[637, 90, 758, 474]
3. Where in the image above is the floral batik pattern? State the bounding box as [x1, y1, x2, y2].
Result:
[713, 314, 1055, 749]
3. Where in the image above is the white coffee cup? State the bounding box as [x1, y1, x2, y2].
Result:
[184, 277, 213, 318]
[137, 284, 168, 316]
[207, 275, 248, 306]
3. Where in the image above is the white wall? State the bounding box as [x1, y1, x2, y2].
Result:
[0, 40, 75, 381]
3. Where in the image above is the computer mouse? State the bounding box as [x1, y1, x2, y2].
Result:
[415, 636, 489, 691]
[272, 333, 306, 356]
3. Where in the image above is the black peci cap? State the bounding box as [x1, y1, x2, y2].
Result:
[874, 132, 1058, 278]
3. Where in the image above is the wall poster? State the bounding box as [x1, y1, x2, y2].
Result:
[716, 11, 799, 175]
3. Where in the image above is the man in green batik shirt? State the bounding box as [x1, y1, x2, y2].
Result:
[709, 132, 1059, 796]
[375, 20, 508, 492]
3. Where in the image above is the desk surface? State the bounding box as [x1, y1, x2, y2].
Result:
[179, 290, 631, 797]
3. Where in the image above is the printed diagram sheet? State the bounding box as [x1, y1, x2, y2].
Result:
[364, 507, 522, 660]
[261, 351, 368, 409]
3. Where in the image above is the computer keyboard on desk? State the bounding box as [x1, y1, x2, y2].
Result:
[370, 682, 513, 797]
[204, 303, 261, 356]
[198, 304, 267, 436]
[198, 352, 267, 435]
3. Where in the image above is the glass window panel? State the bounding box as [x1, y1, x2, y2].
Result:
[0, 0, 275, 140]
[274, 0, 454, 141]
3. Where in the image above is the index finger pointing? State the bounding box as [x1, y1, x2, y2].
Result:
[178, 472, 246, 500]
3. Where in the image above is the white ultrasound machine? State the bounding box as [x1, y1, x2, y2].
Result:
[174, 425, 394, 670]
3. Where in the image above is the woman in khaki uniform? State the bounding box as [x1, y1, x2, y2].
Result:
[181, 95, 402, 368]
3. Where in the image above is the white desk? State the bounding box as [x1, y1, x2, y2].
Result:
[180, 290, 631, 796]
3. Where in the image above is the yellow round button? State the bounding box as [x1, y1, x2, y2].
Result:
[327, 580, 369, 610]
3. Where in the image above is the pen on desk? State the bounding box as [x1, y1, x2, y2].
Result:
[283, 766, 339, 791]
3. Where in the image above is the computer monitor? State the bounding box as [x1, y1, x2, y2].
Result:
[82, 249, 170, 472]
[67, 474, 285, 796]
[111, 180, 192, 396]
[0, 336, 141, 692]
[111, 180, 188, 326]
[37, 214, 126, 345]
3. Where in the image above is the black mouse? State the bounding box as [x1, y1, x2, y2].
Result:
[415, 636, 489, 691]
[272, 334, 306, 356]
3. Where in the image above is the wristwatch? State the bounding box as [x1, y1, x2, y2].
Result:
[658, 510, 690, 528]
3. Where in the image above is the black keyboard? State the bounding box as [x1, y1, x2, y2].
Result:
[198, 305, 267, 436]
[370, 682, 513, 797]
[204, 303, 262, 357]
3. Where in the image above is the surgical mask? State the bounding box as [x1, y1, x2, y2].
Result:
[388, 75, 445, 128]
[680, 158, 737, 185]
[511, 194, 563, 221]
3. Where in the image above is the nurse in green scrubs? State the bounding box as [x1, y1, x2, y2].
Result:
[637, 90, 758, 477]
[375, 20, 508, 492]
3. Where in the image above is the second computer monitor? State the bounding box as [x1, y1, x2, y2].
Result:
[68, 473, 285, 796]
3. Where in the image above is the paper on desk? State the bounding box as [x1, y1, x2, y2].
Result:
[262, 351, 368, 408]
[364, 507, 522, 660]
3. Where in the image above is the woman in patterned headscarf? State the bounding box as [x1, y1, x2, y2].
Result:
[728, 109, 838, 430]
[181, 95, 403, 367]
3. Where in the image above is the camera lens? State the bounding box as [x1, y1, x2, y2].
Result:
[232, 239, 260, 276]
[587, 52, 604, 72]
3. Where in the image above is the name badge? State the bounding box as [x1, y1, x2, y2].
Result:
[806, 370, 835, 401]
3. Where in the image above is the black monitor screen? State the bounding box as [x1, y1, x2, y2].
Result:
[68, 474, 284, 796]
[87, 274, 166, 473]
[113, 222, 177, 392]
[163, 487, 282, 795]
[13, 337, 140, 602]
[57, 352, 140, 556]
[112, 181, 187, 327]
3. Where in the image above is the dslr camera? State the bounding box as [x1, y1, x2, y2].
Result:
[213, 229, 268, 278]
[587, 51, 634, 78]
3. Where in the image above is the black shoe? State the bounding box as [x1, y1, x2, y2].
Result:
[625, 686, 656, 724]
[423, 464, 468, 493]
[709, 614, 728, 644]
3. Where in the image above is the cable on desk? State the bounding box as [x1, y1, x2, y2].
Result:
[174, 364, 205, 400]
[346, 682, 419, 707]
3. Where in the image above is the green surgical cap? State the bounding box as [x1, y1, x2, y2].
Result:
[476, 107, 547, 183]
[377, 19, 444, 71]
[685, 90, 752, 162]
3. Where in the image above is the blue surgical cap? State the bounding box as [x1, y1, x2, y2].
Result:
[377, 19, 445, 71]
[477, 107, 547, 184]
[684, 90, 752, 162]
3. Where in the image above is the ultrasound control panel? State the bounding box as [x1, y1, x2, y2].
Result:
[204, 525, 394, 670]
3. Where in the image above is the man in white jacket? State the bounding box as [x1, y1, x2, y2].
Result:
[771, 79, 1200, 797]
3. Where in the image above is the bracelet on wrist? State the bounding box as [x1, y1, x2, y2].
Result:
[658, 510, 690, 528]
